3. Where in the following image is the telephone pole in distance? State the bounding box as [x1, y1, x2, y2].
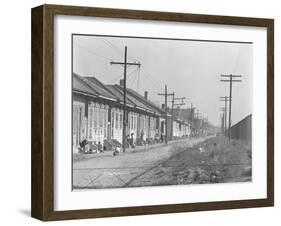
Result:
[158, 85, 174, 144]
[220, 74, 242, 141]
[219, 96, 231, 136]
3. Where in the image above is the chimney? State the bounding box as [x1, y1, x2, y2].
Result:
[144, 91, 148, 100]
[119, 79, 124, 87]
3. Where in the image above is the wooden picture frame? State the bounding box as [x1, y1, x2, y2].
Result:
[31, 4, 274, 221]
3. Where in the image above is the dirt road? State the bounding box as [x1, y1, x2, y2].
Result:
[73, 138, 206, 189]
[73, 136, 251, 189]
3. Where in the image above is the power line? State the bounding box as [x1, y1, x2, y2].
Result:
[220, 74, 242, 141]
[158, 85, 174, 144]
[101, 41, 164, 93]
[102, 38, 138, 62]
[141, 69, 163, 91]
[101, 38, 124, 57]
[103, 42, 164, 91]
[110, 46, 141, 153]
[74, 43, 113, 61]
[170, 95, 186, 140]
[219, 96, 231, 136]
[96, 38, 173, 103]
[127, 68, 139, 88]
[109, 67, 139, 84]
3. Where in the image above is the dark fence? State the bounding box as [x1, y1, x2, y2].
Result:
[230, 114, 252, 141]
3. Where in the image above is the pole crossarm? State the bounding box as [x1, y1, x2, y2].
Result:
[174, 97, 186, 100]
[110, 61, 141, 67]
[220, 79, 242, 82]
[157, 85, 173, 144]
[169, 98, 186, 103]
[158, 93, 174, 96]
[174, 103, 185, 106]
[220, 96, 231, 100]
[220, 74, 242, 77]
[110, 46, 141, 152]
[220, 74, 243, 140]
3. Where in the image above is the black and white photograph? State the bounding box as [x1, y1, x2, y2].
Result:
[72, 34, 252, 190]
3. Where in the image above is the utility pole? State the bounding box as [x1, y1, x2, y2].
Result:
[173, 99, 186, 109]
[220, 111, 225, 134]
[190, 103, 195, 136]
[220, 107, 227, 135]
[170, 96, 186, 140]
[220, 74, 242, 141]
[170, 93, 175, 141]
[158, 85, 173, 144]
[193, 109, 200, 137]
[194, 109, 199, 119]
[190, 103, 195, 121]
[111, 46, 141, 152]
[219, 96, 231, 136]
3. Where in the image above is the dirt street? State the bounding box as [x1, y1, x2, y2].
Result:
[73, 136, 251, 189]
[73, 138, 205, 189]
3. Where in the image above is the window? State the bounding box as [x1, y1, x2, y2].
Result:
[112, 111, 114, 130]
[129, 114, 131, 130]
[120, 112, 123, 129]
[104, 110, 107, 137]
[93, 107, 97, 134]
[88, 108, 93, 139]
[115, 112, 118, 129]
[98, 108, 103, 131]
[132, 114, 135, 130]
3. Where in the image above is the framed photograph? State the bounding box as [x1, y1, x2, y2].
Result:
[31, 4, 274, 221]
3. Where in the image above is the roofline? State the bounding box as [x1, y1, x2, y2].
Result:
[73, 90, 160, 116]
[126, 88, 166, 115]
[111, 85, 158, 114]
[73, 74, 100, 96]
[84, 76, 119, 99]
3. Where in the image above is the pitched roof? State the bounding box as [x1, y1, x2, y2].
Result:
[126, 88, 167, 116]
[73, 73, 176, 118]
[115, 85, 160, 114]
[105, 84, 135, 108]
[73, 73, 98, 96]
[82, 76, 116, 101]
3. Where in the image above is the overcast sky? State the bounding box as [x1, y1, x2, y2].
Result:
[73, 34, 253, 127]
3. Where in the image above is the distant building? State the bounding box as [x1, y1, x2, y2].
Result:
[229, 114, 252, 141]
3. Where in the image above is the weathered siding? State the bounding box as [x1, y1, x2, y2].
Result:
[111, 108, 123, 143]
[73, 100, 86, 153]
[87, 102, 109, 144]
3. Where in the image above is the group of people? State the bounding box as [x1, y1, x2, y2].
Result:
[126, 133, 136, 148]
[78, 130, 166, 154]
[79, 139, 104, 154]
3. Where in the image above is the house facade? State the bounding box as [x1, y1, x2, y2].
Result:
[73, 73, 191, 153]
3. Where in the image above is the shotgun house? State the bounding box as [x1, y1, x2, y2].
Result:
[125, 88, 168, 140]
[104, 81, 161, 143]
[73, 73, 190, 153]
[84, 77, 125, 144]
[167, 114, 191, 140]
[73, 74, 117, 152]
[73, 74, 117, 153]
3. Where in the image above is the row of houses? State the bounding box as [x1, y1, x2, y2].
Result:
[73, 73, 191, 153]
